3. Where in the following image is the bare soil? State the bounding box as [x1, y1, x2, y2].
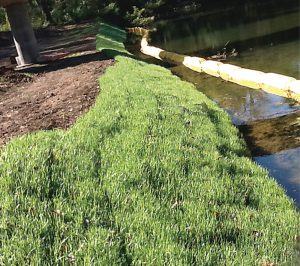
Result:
[0, 23, 115, 146]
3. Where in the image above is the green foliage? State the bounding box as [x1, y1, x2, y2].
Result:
[50, 0, 98, 24]
[28, 0, 48, 28]
[26, 0, 102, 25]
[18, 0, 186, 26]
[99, 0, 167, 26]
[0, 23, 299, 264]
[0, 7, 5, 24]
[0, 7, 9, 31]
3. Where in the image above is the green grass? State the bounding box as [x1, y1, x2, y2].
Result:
[0, 22, 299, 265]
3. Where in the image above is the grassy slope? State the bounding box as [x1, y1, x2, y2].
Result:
[0, 22, 299, 265]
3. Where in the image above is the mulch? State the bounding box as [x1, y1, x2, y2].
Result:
[0, 52, 114, 146]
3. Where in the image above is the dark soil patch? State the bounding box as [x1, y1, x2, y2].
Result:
[0, 52, 114, 146]
[0, 70, 33, 93]
[239, 111, 300, 156]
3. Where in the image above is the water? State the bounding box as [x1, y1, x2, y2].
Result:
[149, 5, 300, 207]
[152, 3, 299, 54]
[228, 40, 300, 79]
[170, 61, 300, 125]
[255, 148, 300, 205]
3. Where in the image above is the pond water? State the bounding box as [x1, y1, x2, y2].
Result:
[152, 1, 299, 55]
[149, 4, 300, 207]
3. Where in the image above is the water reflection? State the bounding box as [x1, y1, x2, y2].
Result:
[228, 40, 300, 79]
[170, 64, 300, 125]
[254, 147, 300, 207]
[152, 6, 299, 54]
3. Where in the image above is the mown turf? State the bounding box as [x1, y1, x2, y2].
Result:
[0, 22, 299, 265]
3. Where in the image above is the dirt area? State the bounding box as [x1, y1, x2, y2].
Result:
[0, 23, 115, 146]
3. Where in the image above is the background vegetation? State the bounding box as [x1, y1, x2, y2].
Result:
[0, 8, 6, 30]
[0, 0, 195, 29]
[1, 0, 297, 30]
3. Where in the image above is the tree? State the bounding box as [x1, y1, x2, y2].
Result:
[37, 0, 54, 24]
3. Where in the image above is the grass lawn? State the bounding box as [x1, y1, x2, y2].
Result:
[0, 22, 299, 265]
